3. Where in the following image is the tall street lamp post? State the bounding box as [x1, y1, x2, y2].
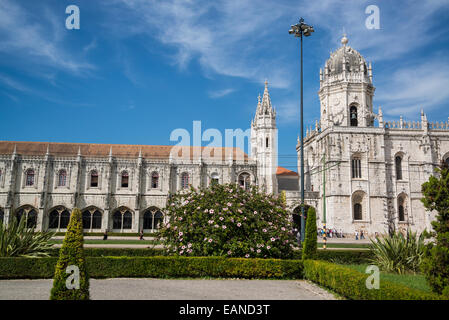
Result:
[289, 18, 314, 242]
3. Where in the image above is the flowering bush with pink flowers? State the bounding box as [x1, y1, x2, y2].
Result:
[157, 183, 298, 259]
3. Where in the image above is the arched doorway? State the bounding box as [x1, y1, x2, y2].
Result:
[48, 206, 71, 230]
[82, 207, 103, 231]
[15, 205, 38, 228]
[112, 207, 133, 232]
[142, 207, 164, 232]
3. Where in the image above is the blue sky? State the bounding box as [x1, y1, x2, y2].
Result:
[1, 0, 449, 172]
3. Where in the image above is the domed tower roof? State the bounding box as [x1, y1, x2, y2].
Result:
[322, 35, 371, 82]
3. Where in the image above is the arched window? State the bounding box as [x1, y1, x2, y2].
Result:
[121, 171, 129, 188]
[151, 172, 159, 189]
[92, 211, 102, 229]
[15, 206, 37, 228]
[48, 207, 70, 230]
[444, 156, 449, 167]
[112, 208, 133, 231]
[211, 173, 219, 186]
[352, 192, 365, 221]
[395, 156, 403, 180]
[90, 170, 98, 187]
[25, 169, 35, 186]
[238, 173, 251, 190]
[398, 196, 406, 222]
[82, 208, 102, 230]
[181, 173, 189, 189]
[353, 203, 362, 220]
[0, 208, 4, 223]
[123, 211, 132, 229]
[351, 156, 362, 179]
[58, 170, 67, 187]
[143, 208, 164, 231]
[350, 106, 358, 127]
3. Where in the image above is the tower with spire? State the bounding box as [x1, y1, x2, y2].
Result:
[250, 80, 278, 194]
[319, 35, 375, 130]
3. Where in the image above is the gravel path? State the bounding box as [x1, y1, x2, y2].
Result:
[0, 279, 336, 300]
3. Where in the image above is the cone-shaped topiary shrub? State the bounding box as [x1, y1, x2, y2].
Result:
[302, 207, 317, 260]
[50, 208, 89, 300]
[158, 183, 298, 259]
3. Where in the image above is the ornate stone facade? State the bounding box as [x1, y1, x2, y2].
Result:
[296, 35, 449, 236]
[0, 84, 282, 233]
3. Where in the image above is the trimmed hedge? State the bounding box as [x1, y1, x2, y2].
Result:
[303, 260, 442, 300]
[54, 232, 159, 237]
[47, 248, 372, 264]
[0, 256, 304, 280]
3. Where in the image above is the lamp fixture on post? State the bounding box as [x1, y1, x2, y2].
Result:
[289, 17, 314, 243]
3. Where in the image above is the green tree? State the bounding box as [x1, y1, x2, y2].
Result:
[158, 183, 298, 259]
[50, 208, 89, 300]
[302, 206, 317, 260]
[420, 162, 449, 296]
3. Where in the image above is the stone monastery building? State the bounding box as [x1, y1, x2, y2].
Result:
[0, 35, 448, 236]
[296, 35, 449, 235]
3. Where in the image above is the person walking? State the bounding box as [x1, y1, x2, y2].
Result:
[360, 230, 365, 240]
[139, 229, 144, 240]
[103, 229, 108, 241]
[355, 230, 359, 240]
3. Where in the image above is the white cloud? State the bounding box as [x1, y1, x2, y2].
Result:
[0, 0, 94, 74]
[300, 0, 449, 62]
[208, 88, 235, 99]
[111, 0, 293, 88]
[375, 58, 449, 117]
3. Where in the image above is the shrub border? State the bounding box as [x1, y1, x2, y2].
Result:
[302, 259, 442, 300]
[0, 256, 304, 280]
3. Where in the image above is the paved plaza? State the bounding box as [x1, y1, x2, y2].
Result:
[0, 279, 336, 300]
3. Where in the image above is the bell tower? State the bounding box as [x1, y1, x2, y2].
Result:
[318, 35, 376, 130]
[250, 80, 278, 194]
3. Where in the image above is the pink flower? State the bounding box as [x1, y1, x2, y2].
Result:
[188, 243, 192, 248]
[267, 246, 271, 249]
[208, 238, 213, 243]
[245, 254, 250, 258]
[178, 232, 183, 236]
[227, 250, 232, 255]
[209, 209, 214, 214]
[271, 237, 276, 242]
[263, 229, 267, 233]
[237, 223, 242, 227]
[256, 249, 261, 253]
[219, 217, 224, 221]
[181, 245, 186, 249]
[227, 202, 232, 207]
[214, 224, 219, 228]
[254, 211, 257, 215]
[179, 250, 184, 255]
[222, 225, 227, 229]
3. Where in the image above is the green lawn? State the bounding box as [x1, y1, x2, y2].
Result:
[50, 239, 159, 245]
[344, 264, 431, 293]
[319, 243, 370, 249]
